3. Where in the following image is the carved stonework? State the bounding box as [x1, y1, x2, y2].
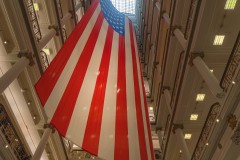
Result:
[39, 50, 50, 70]
[228, 114, 237, 130]
[220, 32, 240, 92]
[231, 123, 240, 145]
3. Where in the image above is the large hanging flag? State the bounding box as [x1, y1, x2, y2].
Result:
[35, 0, 154, 159]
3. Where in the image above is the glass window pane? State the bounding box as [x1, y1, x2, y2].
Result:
[110, 0, 136, 15]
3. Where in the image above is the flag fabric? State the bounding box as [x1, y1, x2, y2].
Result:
[35, 0, 154, 159]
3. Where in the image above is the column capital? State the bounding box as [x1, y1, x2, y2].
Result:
[227, 114, 237, 130]
[189, 52, 204, 66]
[172, 124, 184, 134]
[171, 25, 182, 36]
[154, 61, 159, 69]
[48, 25, 59, 36]
[161, 11, 166, 18]
[161, 86, 170, 93]
[43, 124, 56, 133]
[17, 52, 34, 66]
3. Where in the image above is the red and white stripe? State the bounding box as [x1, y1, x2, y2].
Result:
[35, 0, 154, 159]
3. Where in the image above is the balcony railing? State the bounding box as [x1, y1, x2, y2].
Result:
[55, 0, 63, 19]
[220, 32, 240, 92]
[160, 115, 171, 153]
[184, 0, 198, 39]
[170, 51, 184, 108]
[24, 0, 42, 42]
[191, 103, 221, 160]
[0, 104, 31, 160]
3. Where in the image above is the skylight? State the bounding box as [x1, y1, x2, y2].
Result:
[196, 94, 205, 101]
[224, 0, 237, 10]
[110, 0, 136, 14]
[190, 114, 198, 121]
[213, 35, 225, 45]
[184, 134, 192, 139]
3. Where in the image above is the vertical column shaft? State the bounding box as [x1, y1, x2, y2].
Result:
[32, 128, 52, 160]
[162, 13, 187, 49]
[61, 13, 72, 25]
[162, 13, 170, 26]
[175, 128, 191, 160]
[37, 29, 56, 52]
[0, 57, 29, 93]
[193, 56, 222, 96]
[155, 2, 161, 11]
[173, 29, 187, 49]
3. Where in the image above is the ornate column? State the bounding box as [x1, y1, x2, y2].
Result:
[37, 27, 57, 52]
[173, 27, 187, 49]
[191, 53, 223, 98]
[74, 1, 82, 11]
[32, 124, 55, 160]
[162, 12, 170, 26]
[173, 124, 191, 160]
[155, 2, 161, 11]
[162, 87, 172, 114]
[61, 13, 72, 25]
[0, 39, 33, 93]
[0, 54, 19, 62]
[156, 128, 164, 149]
[162, 13, 187, 49]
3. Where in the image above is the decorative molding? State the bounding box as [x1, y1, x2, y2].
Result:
[191, 103, 221, 160]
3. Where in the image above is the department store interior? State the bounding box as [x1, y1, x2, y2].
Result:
[0, 0, 240, 159]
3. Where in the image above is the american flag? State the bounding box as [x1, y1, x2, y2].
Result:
[35, 0, 154, 159]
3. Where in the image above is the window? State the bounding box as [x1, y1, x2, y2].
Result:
[110, 0, 136, 14]
[224, 0, 237, 10]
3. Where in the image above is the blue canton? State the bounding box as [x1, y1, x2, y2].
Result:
[100, 0, 125, 35]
